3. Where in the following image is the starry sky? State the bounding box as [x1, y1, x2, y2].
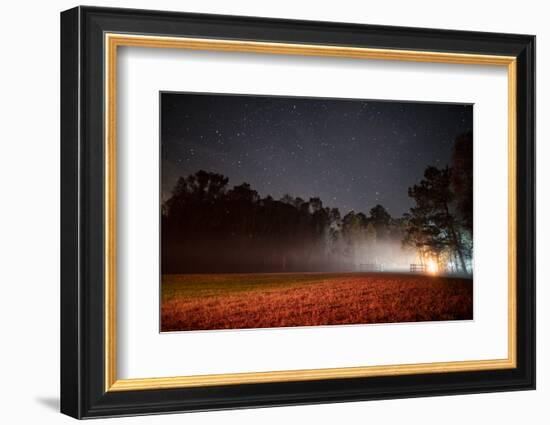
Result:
[161, 92, 472, 217]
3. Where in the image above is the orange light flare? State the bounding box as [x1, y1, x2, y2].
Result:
[426, 258, 439, 275]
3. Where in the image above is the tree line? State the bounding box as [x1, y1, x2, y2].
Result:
[162, 132, 472, 274]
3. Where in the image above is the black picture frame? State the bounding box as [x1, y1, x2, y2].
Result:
[61, 5, 535, 419]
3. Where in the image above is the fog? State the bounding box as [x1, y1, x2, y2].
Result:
[162, 234, 421, 274]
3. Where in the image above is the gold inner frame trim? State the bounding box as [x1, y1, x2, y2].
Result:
[104, 33, 518, 392]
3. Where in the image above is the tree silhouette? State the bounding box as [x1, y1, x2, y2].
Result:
[162, 163, 472, 275]
[161, 170, 410, 273]
[404, 166, 468, 272]
[451, 131, 473, 235]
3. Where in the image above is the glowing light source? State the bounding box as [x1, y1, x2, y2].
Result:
[426, 258, 439, 275]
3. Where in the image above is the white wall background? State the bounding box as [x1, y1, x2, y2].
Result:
[0, 0, 545, 423]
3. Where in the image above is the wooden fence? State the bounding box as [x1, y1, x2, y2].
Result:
[409, 264, 426, 273]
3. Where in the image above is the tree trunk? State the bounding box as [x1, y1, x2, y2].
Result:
[444, 203, 467, 273]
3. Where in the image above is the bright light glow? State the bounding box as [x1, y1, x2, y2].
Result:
[426, 258, 439, 275]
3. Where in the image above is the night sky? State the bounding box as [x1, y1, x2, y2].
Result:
[161, 92, 472, 217]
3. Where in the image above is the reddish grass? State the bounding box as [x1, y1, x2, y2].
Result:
[161, 273, 472, 332]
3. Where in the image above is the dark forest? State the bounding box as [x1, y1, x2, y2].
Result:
[161, 131, 472, 274]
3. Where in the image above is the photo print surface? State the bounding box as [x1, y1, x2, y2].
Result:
[160, 92, 473, 332]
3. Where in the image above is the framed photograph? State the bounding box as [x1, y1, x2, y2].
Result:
[60, 6, 535, 419]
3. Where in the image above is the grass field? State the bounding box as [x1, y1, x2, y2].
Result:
[161, 273, 473, 332]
